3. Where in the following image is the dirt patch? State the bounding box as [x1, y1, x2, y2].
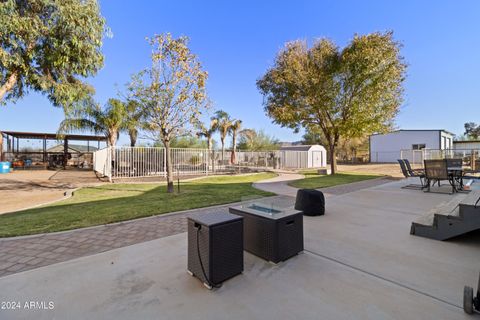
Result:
[0, 169, 104, 214]
[337, 163, 406, 178]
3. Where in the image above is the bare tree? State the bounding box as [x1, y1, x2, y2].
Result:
[128, 33, 208, 193]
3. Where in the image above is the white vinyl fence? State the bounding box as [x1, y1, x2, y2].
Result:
[400, 148, 480, 166]
[399, 149, 425, 164]
[93, 147, 319, 179]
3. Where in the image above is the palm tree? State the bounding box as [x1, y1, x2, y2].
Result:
[230, 119, 242, 164]
[197, 118, 218, 151]
[124, 100, 143, 147]
[212, 110, 232, 162]
[59, 98, 126, 148]
[197, 118, 218, 170]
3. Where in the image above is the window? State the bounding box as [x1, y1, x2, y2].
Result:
[412, 144, 426, 150]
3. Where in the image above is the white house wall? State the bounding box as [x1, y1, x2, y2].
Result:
[440, 132, 453, 150]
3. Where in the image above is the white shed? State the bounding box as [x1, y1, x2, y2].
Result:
[369, 129, 454, 163]
[279, 145, 327, 168]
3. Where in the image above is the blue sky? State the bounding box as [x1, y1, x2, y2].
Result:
[1, 0, 479, 146]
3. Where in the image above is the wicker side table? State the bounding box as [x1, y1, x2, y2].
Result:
[187, 212, 244, 289]
[229, 205, 303, 264]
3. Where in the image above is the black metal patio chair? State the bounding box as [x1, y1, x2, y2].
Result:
[446, 158, 463, 168]
[404, 159, 425, 176]
[398, 159, 426, 189]
[446, 158, 465, 188]
[424, 159, 456, 194]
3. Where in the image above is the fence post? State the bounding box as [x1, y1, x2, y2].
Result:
[472, 149, 476, 171]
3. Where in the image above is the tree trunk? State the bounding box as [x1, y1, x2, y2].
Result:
[164, 142, 174, 193]
[207, 137, 213, 171]
[328, 144, 337, 175]
[129, 129, 137, 147]
[108, 135, 117, 147]
[232, 132, 237, 164]
[0, 133, 3, 161]
[221, 137, 225, 163]
[0, 73, 18, 102]
[108, 133, 117, 173]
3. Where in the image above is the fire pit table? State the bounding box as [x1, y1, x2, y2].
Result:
[229, 202, 303, 264]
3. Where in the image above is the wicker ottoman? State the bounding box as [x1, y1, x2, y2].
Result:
[187, 212, 243, 289]
[295, 189, 325, 216]
[229, 205, 303, 263]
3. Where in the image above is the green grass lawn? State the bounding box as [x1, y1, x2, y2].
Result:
[0, 173, 276, 238]
[288, 170, 382, 189]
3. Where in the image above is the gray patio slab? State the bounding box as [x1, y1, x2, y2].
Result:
[0, 233, 470, 320]
[304, 179, 480, 308]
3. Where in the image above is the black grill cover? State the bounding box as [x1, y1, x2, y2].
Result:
[295, 189, 325, 216]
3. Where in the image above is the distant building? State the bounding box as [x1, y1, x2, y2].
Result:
[453, 140, 480, 150]
[279, 144, 327, 168]
[369, 129, 454, 163]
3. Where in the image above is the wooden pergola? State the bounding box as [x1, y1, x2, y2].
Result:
[0, 130, 107, 166]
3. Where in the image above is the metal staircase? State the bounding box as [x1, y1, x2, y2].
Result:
[411, 191, 480, 240]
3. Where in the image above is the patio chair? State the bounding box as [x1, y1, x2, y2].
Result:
[404, 159, 424, 176]
[423, 159, 456, 194]
[446, 158, 465, 188]
[446, 158, 463, 168]
[473, 160, 480, 172]
[397, 159, 426, 189]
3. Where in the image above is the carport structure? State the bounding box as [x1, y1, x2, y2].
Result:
[0, 130, 107, 168]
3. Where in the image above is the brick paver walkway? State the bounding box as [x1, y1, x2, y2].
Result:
[0, 196, 293, 278]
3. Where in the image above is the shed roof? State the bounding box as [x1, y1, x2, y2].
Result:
[279, 144, 324, 151]
[370, 129, 455, 136]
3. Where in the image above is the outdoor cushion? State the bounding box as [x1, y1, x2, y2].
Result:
[295, 189, 325, 216]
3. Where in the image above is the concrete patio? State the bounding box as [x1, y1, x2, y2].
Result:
[1, 179, 479, 319]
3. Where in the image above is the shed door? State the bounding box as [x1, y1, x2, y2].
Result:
[311, 151, 323, 167]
